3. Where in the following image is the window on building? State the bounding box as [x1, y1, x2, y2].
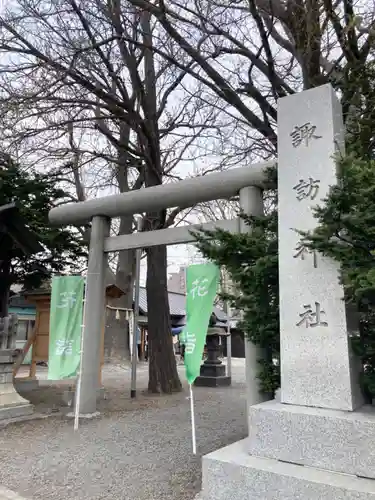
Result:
[16, 318, 35, 342]
[16, 320, 28, 341]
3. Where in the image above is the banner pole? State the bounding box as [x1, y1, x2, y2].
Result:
[131, 216, 142, 399]
[223, 270, 232, 379]
[189, 384, 197, 455]
[74, 276, 87, 431]
[226, 308, 232, 378]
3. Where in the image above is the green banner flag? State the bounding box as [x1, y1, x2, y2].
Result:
[48, 276, 84, 380]
[182, 263, 220, 384]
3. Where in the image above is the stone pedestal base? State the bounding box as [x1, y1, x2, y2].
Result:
[248, 401, 375, 479]
[194, 366, 231, 387]
[0, 361, 34, 421]
[194, 376, 231, 387]
[198, 401, 375, 499]
[201, 439, 375, 500]
[0, 382, 34, 420]
[194, 332, 231, 387]
[194, 363, 231, 387]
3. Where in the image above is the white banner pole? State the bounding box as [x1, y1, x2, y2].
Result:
[131, 216, 142, 398]
[74, 276, 87, 431]
[189, 384, 197, 455]
[223, 269, 232, 378]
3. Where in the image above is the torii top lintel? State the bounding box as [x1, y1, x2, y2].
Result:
[49, 161, 274, 226]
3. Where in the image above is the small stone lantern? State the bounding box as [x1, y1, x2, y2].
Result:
[0, 315, 34, 419]
[194, 313, 231, 387]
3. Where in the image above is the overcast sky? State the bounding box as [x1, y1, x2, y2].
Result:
[0, 0, 235, 286]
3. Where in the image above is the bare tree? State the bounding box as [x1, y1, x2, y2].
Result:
[192, 198, 239, 224]
[126, 0, 375, 153]
[0, 0, 222, 392]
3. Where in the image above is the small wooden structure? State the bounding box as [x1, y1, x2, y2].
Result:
[19, 276, 124, 384]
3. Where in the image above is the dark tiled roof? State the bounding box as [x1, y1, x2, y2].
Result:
[137, 287, 186, 316]
[16, 280, 228, 323]
[22, 270, 124, 297]
[8, 294, 35, 308]
[137, 287, 227, 323]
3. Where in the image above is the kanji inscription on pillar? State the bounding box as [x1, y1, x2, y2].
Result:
[290, 122, 322, 148]
[293, 240, 318, 268]
[296, 302, 328, 328]
[293, 178, 320, 201]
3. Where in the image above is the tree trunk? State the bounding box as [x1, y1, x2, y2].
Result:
[286, 0, 323, 89]
[146, 244, 182, 393]
[104, 124, 135, 364]
[108, 213, 135, 364]
[0, 260, 11, 317]
[141, 9, 182, 393]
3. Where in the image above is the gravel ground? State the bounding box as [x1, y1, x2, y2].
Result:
[0, 361, 247, 500]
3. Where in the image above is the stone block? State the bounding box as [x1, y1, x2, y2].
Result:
[201, 439, 375, 500]
[0, 383, 32, 408]
[195, 358, 231, 387]
[0, 363, 16, 385]
[194, 375, 231, 387]
[0, 316, 18, 351]
[199, 363, 226, 377]
[0, 355, 13, 363]
[248, 401, 375, 479]
[0, 361, 13, 372]
[0, 371, 13, 384]
[277, 84, 363, 411]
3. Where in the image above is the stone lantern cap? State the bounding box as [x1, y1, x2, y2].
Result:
[207, 326, 229, 336]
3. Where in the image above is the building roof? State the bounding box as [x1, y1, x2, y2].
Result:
[13, 277, 229, 326]
[137, 287, 228, 324]
[8, 294, 35, 309]
[22, 270, 125, 298]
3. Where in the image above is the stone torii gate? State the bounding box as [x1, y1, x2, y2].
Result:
[49, 160, 274, 416]
[51, 84, 375, 499]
